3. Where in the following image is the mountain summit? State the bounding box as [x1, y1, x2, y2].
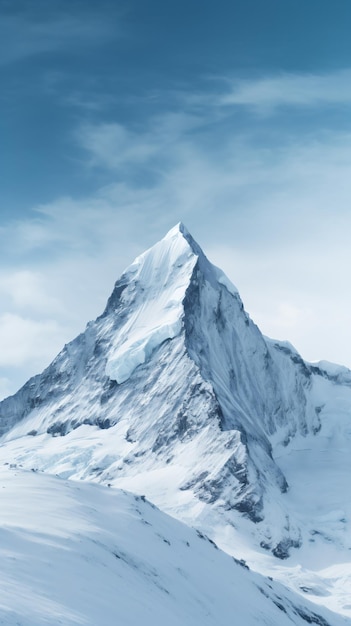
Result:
[1, 224, 351, 578]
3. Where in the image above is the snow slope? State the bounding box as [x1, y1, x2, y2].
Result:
[0, 465, 348, 626]
[1, 223, 351, 620]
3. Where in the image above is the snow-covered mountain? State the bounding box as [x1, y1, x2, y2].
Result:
[1, 223, 351, 621]
[2, 465, 346, 626]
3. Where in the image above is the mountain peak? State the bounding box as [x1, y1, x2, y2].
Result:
[155, 223, 239, 296]
[103, 224, 200, 384]
[101, 223, 239, 383]
[163, 221, 208, 261]
[126, 221, 196, 275]
[164, 221, 189, 237]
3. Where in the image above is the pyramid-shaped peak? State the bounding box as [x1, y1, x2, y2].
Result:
[162, 222, 203, 256]
[126, 222, 197, 277]
[159, 223, 239, 296]
[120, 222, 238, 303]
[101, 223, 239, 382]
[119, 222, 209, 288]
[164, 221, 189, 238]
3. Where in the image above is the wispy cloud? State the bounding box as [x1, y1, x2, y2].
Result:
[0, 270, 63, 315]
[220, 69, 351, 112]
[76, 113, 204, 172]
[77, 123, 159, 170]
[0, 313, 65, 368]
[0, 10, 120, 65]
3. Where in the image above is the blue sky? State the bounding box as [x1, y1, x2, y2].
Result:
[2, 0, 351, 397]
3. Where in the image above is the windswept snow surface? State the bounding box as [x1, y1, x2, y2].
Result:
[105, 223, 197, 383]
[1, 223, 351, 621]
[0, 466, 348, 626]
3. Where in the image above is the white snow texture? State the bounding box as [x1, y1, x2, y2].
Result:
[0, 223, 351, 625]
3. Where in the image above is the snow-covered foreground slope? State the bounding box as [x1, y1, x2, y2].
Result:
[0, 465, 348, 626]
[1, 223, 351, 620]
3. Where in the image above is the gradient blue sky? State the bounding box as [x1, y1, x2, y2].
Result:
[2, 0, 351, 397]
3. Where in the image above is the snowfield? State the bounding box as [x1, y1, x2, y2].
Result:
[0, 465, 348, 626]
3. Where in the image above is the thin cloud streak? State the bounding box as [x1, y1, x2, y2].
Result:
[219, 69, 351, 112]
[0, 11, 121, 66]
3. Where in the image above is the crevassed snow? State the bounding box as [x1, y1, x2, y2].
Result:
[106, 320, 182, 383]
